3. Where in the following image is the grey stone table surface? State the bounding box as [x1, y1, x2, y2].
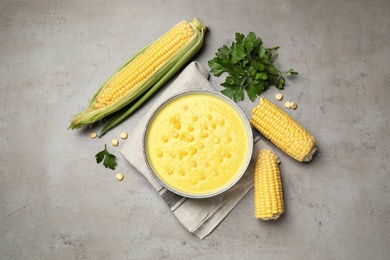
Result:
[1, 0, 389, 259]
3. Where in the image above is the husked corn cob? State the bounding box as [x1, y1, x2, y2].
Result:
[251, 97, 317, 162]
[254, 149, 284, 220]
[69, 18, 207, 133]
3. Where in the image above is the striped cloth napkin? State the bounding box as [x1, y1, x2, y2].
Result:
[121, 61, 278, 239]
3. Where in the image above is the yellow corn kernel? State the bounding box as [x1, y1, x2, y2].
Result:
[190, 148, 197, 154]
[251, 97, 317, 162]
[254, 150, 284, 220]
[290, 102, 297, 110]
[120, 132, 128, 139]
[157, 151, 163, 158]
[275, 93, 283, 101]
[201, 132, 209, 138]
[112, 138, 119, 146]
[187, 135, 194, 141]
[90, 132, 97, 139]
[116, 173, 124, 181]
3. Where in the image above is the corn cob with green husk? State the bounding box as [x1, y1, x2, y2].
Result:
[251, 97, 317, 162]
[69, 18, 207, 135]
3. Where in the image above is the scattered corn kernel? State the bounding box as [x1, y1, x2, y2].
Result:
[120, 132, 128, 139]
[112, 138, 119, 146]
[290, 102, 298, 110]
[275, 93, 283, 101]
[90, 132, 97, 139]
[116, 173, 124, 181]
[157, 151, 163, 158]
[284, 101, 291, 109]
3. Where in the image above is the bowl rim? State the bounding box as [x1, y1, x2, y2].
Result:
[142, 89, 253, 199]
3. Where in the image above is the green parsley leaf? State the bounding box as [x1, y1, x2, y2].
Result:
[277, 76, 285, 90]
[208, 58, 226, 76]
[95, 144, 117, 170]
[208, 32, 298, 102]
[285, 68, 299, 76]
[221, 86, 244, 103]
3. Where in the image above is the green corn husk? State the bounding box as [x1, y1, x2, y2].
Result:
[69, 18, 207, 131]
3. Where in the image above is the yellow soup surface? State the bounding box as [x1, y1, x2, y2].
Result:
[146, 93, 249, 196]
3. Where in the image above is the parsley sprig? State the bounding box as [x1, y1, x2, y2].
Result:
[208, 32, 298, 102]
[95, 144, 117, 170]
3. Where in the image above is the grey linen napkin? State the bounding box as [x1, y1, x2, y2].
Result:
[121, 61, 278, 239]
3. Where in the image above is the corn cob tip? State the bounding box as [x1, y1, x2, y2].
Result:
[191, 18, 207, 31]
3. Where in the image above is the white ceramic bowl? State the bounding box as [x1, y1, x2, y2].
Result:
[143, 90, 253, 198]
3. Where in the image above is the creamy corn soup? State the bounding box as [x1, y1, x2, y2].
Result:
[146, 93, 249, 196]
